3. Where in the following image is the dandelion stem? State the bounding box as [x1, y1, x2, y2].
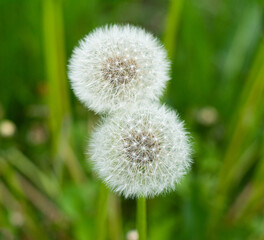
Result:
[96, 183, 109, 240]
[137, 197, 147, 240]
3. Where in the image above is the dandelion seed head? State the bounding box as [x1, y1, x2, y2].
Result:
[89, 104, 192, 198]
[68, 24, 170, 113]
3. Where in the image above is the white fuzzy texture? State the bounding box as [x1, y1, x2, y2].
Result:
[68, 24, 170, 113]
[89, 104, 192, 198]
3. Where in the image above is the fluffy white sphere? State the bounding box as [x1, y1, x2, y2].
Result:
[68, 24, 170, 113]
[89, 104, 192, 198]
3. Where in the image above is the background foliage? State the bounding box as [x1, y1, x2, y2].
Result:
[0, 0, 264, 239]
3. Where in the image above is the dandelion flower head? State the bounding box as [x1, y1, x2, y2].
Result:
[68, 24, 170, 113]
[89, 104, 192, 198]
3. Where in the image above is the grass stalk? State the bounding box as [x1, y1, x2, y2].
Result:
[209, 40, 264, 234]
[137, 197, 147, 240]
[42, 0, 85, 185]
[163, 0, 185, 59]
[218, 40, 264, 196]
[232, 141, 264, 222]
[162, 0, 185, 102]
[0, 157, 50, 240]
[4, 148, 59, 198]
[42, 0, 71, 155]
[96, 183, 109, 240]
[108, 193, 123, 240]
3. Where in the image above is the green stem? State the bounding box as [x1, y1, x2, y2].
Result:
[137, 197, 147, 240]
[96, 183, 109, 240]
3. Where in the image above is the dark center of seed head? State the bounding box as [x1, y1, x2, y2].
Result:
[124, 130, 161, 164]
[102, 57, 137, 86]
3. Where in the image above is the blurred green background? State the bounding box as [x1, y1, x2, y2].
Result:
[0, 0, 264, 239]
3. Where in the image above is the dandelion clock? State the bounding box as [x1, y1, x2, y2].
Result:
[68, 24, 170, 113]
[89, 104, 191, 198]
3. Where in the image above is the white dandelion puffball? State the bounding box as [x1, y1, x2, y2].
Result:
[68, 24, 170, 113]
[89, 104, 192, 198]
